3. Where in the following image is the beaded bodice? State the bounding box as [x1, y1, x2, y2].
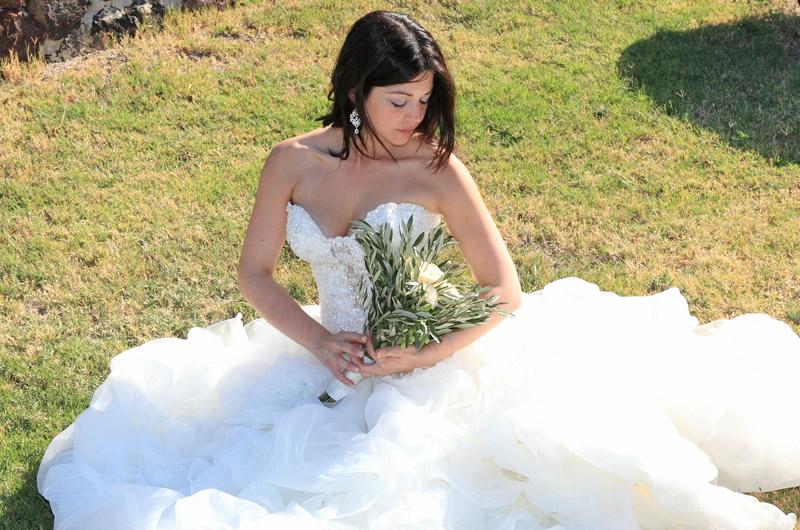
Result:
[285, 202, 440, 334]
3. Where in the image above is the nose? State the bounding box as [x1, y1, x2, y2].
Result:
[407, 102, 425, 123]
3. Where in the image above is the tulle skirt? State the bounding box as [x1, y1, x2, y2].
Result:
[38, 278, 800, 529]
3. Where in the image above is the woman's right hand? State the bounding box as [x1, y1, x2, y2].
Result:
[313, 331, 370, 386]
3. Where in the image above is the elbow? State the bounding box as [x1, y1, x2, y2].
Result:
[487, 282, 521, 314]
[237, 259, 277, 306]
[500, 276, 523, 313]
[503, 288, 522, 314]
[237, 266, 251, 304]
[483, 274, 522, 314]
[237, 260, 259, 304]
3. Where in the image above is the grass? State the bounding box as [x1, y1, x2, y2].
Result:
[2, 0, 800, 527]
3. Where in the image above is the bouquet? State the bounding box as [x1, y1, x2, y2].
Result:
[319, 216, 511, 402]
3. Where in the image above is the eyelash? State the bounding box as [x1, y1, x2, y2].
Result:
[391, 100, 429, 108]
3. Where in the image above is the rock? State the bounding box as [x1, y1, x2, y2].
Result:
[41, 0, 166, 61]
[0, 9, 47, 61]
[0, 0, 26, 9]
[44, 22, 103, 61]
[91, 0, 165, 38]
[4, 0, 232, 64]
[27, 0, 91, 40]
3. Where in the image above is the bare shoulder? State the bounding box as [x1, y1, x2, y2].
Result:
[426, 153, 481, 210]
[262, 128, 337, 181]
[439, 152, 471, 181]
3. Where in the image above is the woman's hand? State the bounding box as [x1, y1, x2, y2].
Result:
[313, 331, 370, 387]
[358, 332, 449, 376]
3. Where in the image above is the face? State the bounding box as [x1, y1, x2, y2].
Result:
[362, 73, 434, 148]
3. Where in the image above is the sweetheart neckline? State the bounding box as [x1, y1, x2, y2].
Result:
[287, 201, 436, 241]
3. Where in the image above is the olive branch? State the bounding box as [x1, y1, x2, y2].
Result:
[353, 215, 511, 353]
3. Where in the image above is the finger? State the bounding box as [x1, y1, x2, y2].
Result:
[365, 332, 376, 359]
[338, 331, 368, 345]
[348, 344, 365, 358]
[352, 355, 369, 368]
[328, 359, 356, 387]
[340, 353, 361, 374]
[336, 335, 366, 358]
[331, 367, 354, 386]
[341, 350, 363, 366]
[344, 361, 361, 373]
[338, 353, 362, 371]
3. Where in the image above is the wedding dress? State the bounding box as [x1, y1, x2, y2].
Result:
[38, 202, 800, 530]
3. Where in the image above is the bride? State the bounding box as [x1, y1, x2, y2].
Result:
[38, 10, 800, 530]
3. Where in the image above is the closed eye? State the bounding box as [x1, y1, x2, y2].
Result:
[391, 100, 429, 108]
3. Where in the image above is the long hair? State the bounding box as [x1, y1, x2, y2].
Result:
[318, 11, 456, 171]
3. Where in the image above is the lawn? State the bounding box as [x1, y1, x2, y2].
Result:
[1, 0, 799, 527]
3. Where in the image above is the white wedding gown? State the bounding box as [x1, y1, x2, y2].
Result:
[39, 202, 800, 530]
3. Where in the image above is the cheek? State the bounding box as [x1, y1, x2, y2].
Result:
[373, 107, 399, 125]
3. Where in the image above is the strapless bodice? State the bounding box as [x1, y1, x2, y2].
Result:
[285, 201, 440, 334]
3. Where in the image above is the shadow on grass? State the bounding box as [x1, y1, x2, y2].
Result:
[619, 13, 800, 165]
[1, 464, 52, 530]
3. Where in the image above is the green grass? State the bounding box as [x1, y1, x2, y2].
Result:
[2, 0, 800, 527]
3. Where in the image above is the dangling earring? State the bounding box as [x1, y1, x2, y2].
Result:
[349, 109, 361, 135]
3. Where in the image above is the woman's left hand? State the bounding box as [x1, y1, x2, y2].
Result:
[357, 331, 442, 376]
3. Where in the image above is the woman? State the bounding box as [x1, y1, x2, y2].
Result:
[39, 11, 800, 530]
[237, 10, 521, 390]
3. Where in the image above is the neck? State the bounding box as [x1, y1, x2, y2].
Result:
[353, 132, 397, 161]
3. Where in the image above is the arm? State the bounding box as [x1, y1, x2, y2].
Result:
[238, 143, 367, 386]
[360, 155, 522, 375]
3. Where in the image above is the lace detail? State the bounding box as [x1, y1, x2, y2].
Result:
[286, 202, 440, 334]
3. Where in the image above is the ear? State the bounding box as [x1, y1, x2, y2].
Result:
[349, 88, 356, 104]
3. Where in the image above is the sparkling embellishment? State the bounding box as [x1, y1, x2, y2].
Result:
[349, 109, 361, 135]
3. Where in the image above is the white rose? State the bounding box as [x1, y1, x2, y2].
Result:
[418, 262, 445, 308]
[440, 282, 460, 299]
[423, 283, 439, 307]
[417, 262, 444, 285]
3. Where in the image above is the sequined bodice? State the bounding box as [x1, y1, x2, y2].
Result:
[286, 202, 441, 334]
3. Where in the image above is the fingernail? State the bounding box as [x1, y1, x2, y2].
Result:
[361, 335, 367, 342]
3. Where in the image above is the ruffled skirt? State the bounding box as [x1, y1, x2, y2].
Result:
[38, 278, 800, 529]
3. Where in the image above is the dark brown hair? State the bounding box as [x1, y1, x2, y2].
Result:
[318, 11, 456, 171]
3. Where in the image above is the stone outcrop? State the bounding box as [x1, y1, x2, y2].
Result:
[27, 0, 90, 40]
[0, 0, 26, 9]
[0, 0, 229, 63]
[92, 0, 165, 38]
[0, 7, 46, 61]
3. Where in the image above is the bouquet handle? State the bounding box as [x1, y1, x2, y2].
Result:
[319, 353, 375, 403]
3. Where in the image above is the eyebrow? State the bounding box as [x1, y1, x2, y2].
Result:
[387, 89, 434, 97]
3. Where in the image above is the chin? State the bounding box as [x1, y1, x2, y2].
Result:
[381, 136, 411, 148]
[395, 131, 419, 145]
[374, 130, 418, 149]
